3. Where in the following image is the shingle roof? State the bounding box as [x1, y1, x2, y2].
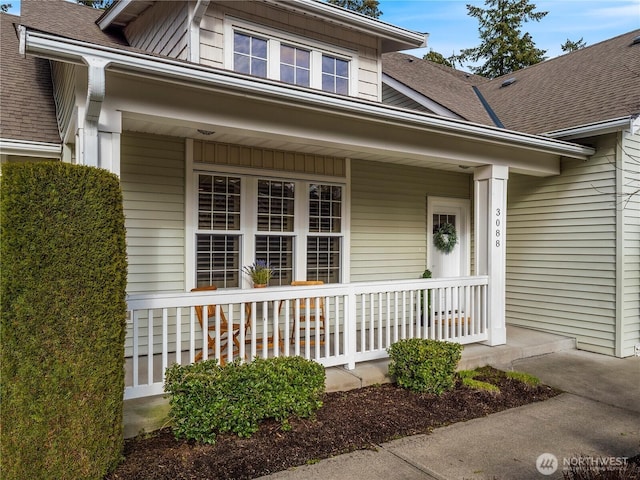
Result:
[20, 0, 128, 49]
[475, 30, 640, 135]
[0, 12, 60, 144]
[382, 52, 494, 126]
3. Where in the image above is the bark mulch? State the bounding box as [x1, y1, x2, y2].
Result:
[107, 367, 562, 480]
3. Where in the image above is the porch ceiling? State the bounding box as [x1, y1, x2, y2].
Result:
[122, 114, 473, 173]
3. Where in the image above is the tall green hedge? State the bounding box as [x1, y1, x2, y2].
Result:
[1, 162, 128, 479]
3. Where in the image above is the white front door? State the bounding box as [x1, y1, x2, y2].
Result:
[427, 197, 470, 278]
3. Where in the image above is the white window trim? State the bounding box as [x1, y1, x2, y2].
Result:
[223, 16, 358, 95]
[185, 146, 349, 291]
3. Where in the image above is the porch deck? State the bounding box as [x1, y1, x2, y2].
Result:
[123, 326, 576, 438]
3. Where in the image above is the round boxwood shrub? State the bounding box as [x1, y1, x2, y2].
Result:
[1, 162, 127, 479]
[387, 338, 463, 395]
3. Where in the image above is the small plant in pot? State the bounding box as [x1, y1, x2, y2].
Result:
[243, 260, 273, 287]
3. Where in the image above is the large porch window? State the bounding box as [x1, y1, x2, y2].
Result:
[194, 172, 344, 288]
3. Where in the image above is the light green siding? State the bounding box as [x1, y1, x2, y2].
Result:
[506, 135, 619, 355]
[350, 159, 471, 282]
[620, 130, 640, 356]
[121, 132, 186, 294]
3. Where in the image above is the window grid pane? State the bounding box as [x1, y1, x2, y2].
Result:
[309, 184, 342, 233]
[255, 235, 293, 286]
[433, 214, 456, 233]
[233, 32, 267, 78]
[198, 175, 241, 230]
[258, 179, 295, 232]
[280, 44, 310, 87]
[196, 234, 240, 288]
[321, 55, 349, 94]
[307, 237, 340, 284]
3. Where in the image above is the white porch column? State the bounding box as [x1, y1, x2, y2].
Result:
[474, 165, 509, 346]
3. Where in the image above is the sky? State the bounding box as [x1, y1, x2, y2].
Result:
[5, 0, 639, 66]
[378, 0, 640, 64]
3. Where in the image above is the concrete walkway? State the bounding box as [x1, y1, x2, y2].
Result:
[258, 347, 640, 479]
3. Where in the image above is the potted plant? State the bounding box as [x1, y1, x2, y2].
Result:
[420, 269, 432, 326]
[243, 260, 273, 287]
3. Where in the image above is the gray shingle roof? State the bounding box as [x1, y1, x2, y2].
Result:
[382, 52, 494, 125]
[477, 30, 640, 134]
[0, 12, 60, 144]
[21, 0, 128, 49]
[383, 30, 640, 135]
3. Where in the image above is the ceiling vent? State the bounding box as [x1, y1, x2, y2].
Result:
[500, 77, 516, 88]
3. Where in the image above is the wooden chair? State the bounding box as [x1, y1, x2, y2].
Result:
[288, 280, 326, 346]
[191, 286, 244, 365]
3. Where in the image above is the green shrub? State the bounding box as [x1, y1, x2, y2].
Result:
[1, 163, 127, 479]
[387, 338, 462, 395]
[164, 356, 326, 444]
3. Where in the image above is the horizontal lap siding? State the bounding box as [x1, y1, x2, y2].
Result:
[621, 131, 640, 356]
[125, 1, 188, 60]
[506, 136, 618, 355]
[382, 84, 430, 112]
[121, 133, 185, 294]
[200, 2, 379, 100]
[350, 159, 471, 282]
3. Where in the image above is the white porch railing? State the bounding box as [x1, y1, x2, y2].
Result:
[124, 276, 489, 400]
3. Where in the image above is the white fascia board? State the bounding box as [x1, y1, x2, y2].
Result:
[98, 0, 425, 50]
[0, 138, 62, 158]
[543, 117, 633, 141]
[22, 28, 595, 161]
[265, 0, 426, 49]
[382, 73, 462, 120]
[96, 0, 133, 30]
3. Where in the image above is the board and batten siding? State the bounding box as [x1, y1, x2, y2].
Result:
[620, 130, 640, 357]
[350, 159, 472, 282]
[124, 1, 189, 61]
[120, 132, 186, 294]
[199, 2, 380, 101]
[506, 136, 619, 355]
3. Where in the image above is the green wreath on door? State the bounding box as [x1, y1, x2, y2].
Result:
[433, 222, 458, 254]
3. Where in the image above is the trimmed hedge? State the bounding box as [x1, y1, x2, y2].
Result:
[387, 338, 463, 395]
[165, 356, 326, 444]
[1, 162, 128, 479]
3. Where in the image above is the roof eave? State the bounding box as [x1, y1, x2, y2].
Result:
[0, 138, 62, 158]
[21, 27, 594, 162]
[97, 0, 426, 52]
[544, 116, 638, 140]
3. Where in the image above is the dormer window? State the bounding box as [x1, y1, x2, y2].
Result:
[280, 45, 311, 87]
[225, 18, 355, 96]
[233, 32, 267, 78]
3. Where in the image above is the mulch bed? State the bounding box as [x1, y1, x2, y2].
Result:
[107, 367, 560, 479]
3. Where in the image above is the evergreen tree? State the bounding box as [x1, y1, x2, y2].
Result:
[77, 0, 113, 9]
[423, 50, 455, 68]
[455, 0, 548, 78]
[328, 0, 382, 18]
[561, 37, 587, 53]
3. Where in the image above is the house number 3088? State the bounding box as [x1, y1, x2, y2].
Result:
[495, 208, 502, 247]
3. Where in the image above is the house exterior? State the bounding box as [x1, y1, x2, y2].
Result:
[1, 1, 637, 398]
[383, 31, 640, 358]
